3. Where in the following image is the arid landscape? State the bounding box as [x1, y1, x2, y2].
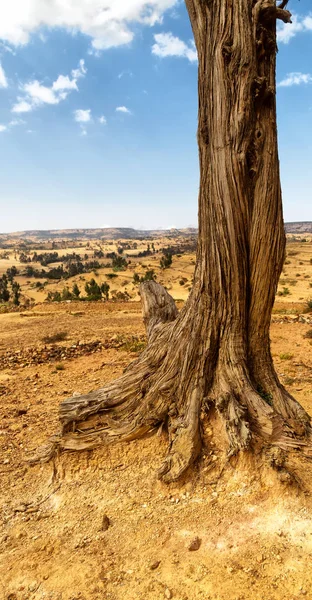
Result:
[1, 228, 312, 600]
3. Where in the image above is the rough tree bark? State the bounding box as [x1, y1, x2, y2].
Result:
[35, 0, 311, 481]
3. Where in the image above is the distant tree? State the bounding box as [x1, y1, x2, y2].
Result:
[12, 282, 21, 306]
[100, 282, 110, 300]
[61, 287, 72, 301]
[142, 269, 157, 282]
[72, 283, 81, 298]
[112, 255, 128, 271]
[0, 275, 10, 302]
[85, 278, 102, 301]
[133, 273, 140, 285]
[46, 291, 62, 302]
[160, 252, 173, 269]
[6, 266, 18, 283]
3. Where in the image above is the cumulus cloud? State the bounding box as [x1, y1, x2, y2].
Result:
[0, 1, 178, 51]
[277, 13, 312, 44]
[11, 58, 86, 113]
[99, 115, 107, 124]
[278, 72, 312, 87]
[0, 61, 8, 88]
[0, 124, 7, 132]
[152, 32, 197, 62]
[12, 99, 33, 113]
[74, 109, 91, 123]
[116, 106, 131, 114]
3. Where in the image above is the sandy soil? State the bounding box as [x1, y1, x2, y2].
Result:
[1, 298, 312, 600]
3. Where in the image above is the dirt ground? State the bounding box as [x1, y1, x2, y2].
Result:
[1, 298, 312, 600]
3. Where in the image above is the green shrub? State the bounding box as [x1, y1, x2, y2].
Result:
[277, 287, 290, 296]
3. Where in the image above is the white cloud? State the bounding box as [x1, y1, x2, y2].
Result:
[52, 75, 78, 92]
[152, 32, 197, 62]
[0, 1, 178, 51]
[278, 72, 312, 87]
[303, 15, 312, 30]
[0, 124, 7, 132]
[118, 70, 133, 79]
[9, 118, 25, 126]
[99, 115, 107, 124]
[74, 109, 91, 123]
[11, 58, 86, 113]
[71, 59, 86, 79]
[24, 80, 60, 104]
[116, 106, 131, 114]
[277, 13, 312, 44]
[0, 61, 8, 88]
[12, 99, 33, 113]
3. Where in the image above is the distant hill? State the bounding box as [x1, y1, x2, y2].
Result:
[0, 227, 198, 241]
[0, 223, 310, 240]
[284, 222, 312, 234]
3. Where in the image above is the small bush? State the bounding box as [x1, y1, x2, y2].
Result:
[277, 287, 290, 296]
[303, 329, 312, 339]
[279, 353, 293, 360]
[42, 331, 68, 344]
[305, 298, 312, 312]
[55, 363, 65, 371]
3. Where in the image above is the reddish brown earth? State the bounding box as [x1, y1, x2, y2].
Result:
[1, 301, 312, 600]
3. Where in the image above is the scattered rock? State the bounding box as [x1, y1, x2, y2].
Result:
[150, 560, 161, 570]
[188, 537, 201, 551]
[14, 408, 28, 416]
[102, 514, 110, 531]
[164, 588, 173, 599]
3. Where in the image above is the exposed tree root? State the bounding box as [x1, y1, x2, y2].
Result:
[30, 282, 312, 483]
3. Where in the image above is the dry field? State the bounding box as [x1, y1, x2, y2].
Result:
[1, 234, 312, 600]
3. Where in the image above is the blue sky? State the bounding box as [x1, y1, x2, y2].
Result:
[0, 0, 311, 233]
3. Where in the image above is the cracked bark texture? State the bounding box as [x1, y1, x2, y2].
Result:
[33, 0, 311, 481]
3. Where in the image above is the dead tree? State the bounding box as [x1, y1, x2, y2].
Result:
[35, 0, 311, 481]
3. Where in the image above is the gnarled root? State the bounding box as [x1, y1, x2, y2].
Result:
[29, 282, 312, 481]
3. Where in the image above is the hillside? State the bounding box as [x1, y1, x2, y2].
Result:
[0, 222, 311, 241]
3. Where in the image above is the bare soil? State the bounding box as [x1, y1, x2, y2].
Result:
[1, 297, 312, 600]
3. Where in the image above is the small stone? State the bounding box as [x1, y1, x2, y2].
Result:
[150, 560, 161, 570]
[256, 553, 264, 563]
[164, 588, 172, 599]
[102, 514, 110, 531]
[188, 537, 201, 551]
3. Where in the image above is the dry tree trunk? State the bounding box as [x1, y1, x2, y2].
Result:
[34, 0, 311, 482]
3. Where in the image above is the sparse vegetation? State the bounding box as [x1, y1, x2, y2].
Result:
[279, 353, 294, 360]
[42, 331, 68, 344]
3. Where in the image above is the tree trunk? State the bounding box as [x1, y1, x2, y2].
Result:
[33, 0, 311, 482]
